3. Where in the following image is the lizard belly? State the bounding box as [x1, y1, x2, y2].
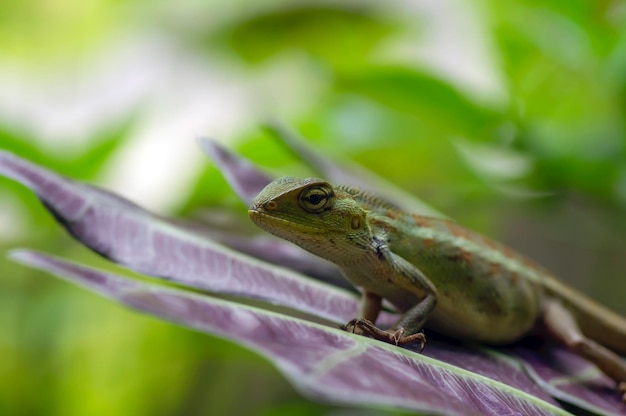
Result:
[426, 293, 538, 344]
[382, 218, 547, 345]
[418, 260, 544, 344]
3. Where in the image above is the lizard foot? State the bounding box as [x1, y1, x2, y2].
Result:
[619, 381, 625, 403]
[343, 319, 426, 352]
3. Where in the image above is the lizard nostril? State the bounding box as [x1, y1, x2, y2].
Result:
[265, 201, 278, 210]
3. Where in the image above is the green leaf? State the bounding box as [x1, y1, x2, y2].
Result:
[211, 4, 396, 68]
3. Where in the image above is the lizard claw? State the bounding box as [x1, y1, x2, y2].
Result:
[343, 318, 426, 352]
[343, 318, 373, 335]
[618, 381, 626, 403]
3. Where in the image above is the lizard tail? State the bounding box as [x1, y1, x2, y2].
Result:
[546, 279, 626, 356]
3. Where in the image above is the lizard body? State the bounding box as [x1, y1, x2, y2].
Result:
[248, 177, 626, 400]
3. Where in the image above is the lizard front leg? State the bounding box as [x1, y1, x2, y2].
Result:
[346, 292, 435, 351]
[542, 298, 626, 402]
[359, 290, 382, 322]
[344, 244, 438, 351]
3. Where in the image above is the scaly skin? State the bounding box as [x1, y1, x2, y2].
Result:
[248, 177, 626, 401]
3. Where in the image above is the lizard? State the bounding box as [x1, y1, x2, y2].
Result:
[248, 176, 626, 402]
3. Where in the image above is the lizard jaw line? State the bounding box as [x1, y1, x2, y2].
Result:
[248, 209, 327, 234]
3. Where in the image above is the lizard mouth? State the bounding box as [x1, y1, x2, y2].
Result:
[248, 209, 327, 234]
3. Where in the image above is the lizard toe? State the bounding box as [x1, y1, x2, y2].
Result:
[343, 318, 375, 335]
[344, 320, 427, 351]
[393, 329, 427, 352]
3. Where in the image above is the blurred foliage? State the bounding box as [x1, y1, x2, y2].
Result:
[212, 5, 397, 68]
[1, 0, 626, 415]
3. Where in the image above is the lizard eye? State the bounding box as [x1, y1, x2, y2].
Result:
[298, 184, 334, 213]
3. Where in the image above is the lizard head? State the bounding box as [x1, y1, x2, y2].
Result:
[248, 177, 372, 263]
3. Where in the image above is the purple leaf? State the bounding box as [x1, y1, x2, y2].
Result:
[513, 344, 626, 415]
[198, 137, 273, 204]
[198, 138, 347, 287]
[9, 249, 569, 416]
[3, 150, 624, 414]
[420, 340, 559, 406]
[0, 150, 388, 326]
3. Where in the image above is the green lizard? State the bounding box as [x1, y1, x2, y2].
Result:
[248, 177, 626, 401]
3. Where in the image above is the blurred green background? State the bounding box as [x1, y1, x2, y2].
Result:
[2, 1, 626, 415]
